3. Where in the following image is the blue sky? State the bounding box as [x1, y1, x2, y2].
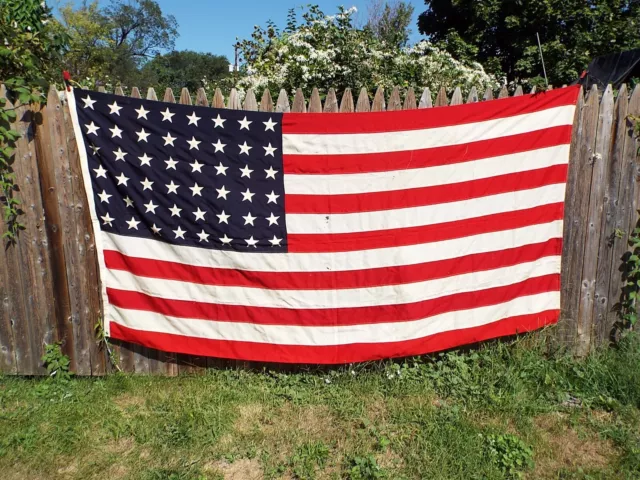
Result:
[55, 0, 426, 62]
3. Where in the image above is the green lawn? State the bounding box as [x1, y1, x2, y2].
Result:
[1, 330, 639, 480]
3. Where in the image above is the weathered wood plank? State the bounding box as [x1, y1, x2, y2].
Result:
[163, 88, 175, 103]
[592, 85, 630, 344]
[514, 85, 524, 96]
[146, 88, 158, 101]
[259, 89, 273, 112]
[243, 89, 258, 111]
[450, 87, 463, 105]
[292, 88, 306, 113]
[179, 87, 192, 105]
[371, 87, 385, 112]
[466, 86, 479, 103]
[212, 88, 225, 108]
[576, 85, 614, 356]
[356, 87, 370, 112]
[435, 86, 448, 106]
[227, 88, 240, 109]
[309, 88, 322, 112]
[324, 88, 338, 113]
[530, 86, 537, 94]
[195, 88, 208, 106]
[276, 89, 290, 113]
[387, 87, 402, 111]
[498, 86, 509, 98]
[560, 86, 599, 350]
[403, 87, 416, 110]
[339, 88, 354, 112]
[483, 86, 493, 101]
[608, 86, 640, 336]
[419, 88, 432, 108]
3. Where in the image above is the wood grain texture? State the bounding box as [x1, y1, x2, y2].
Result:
[356, 87, 370, 112]
[339, 88, 354, 113]
[387, 87, 402, 111]
[450, 87, 463, 106]
[308, 88, 322, 112]
[195, 88, 208, 106]
[276, 89, 290, 113]
[371, 87, 385, 112]
[435, 87, 448, 107]
[259, 89, 273, 112]
[324, 88, 338, 113]
[419, 88, 432, 108]
[466, 87, 479, 103]
[483, 87, 493, 101]
[146, 88, 158, 101]
[163, 88, 176, 103]
[212, 88, 225, 108]
[227, 89, 240, 110]
[292, 88, 306, 113]
[403, 87, 416, 110]
[514, 85, 524, 96]
[498, 86, 509, 98]
[243, 89, 258, 111]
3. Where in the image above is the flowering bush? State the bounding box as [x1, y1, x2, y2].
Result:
[237, 5, 498, 99]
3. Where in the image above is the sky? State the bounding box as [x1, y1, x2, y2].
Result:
[55, 0, 426, 62]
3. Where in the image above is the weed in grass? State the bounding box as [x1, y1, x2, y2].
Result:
[345, 454, 387, 479]
[482, 432, 534, 479]
[289, 441, 330, 479]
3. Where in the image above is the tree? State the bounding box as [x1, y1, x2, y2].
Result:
[140, 50, 229, 92]
[418, 0, 640, 86]
[238, 5, 495, 98]
[365, 0, 414, 48]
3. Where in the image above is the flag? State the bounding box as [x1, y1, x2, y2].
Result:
[67, 86, 580, 364]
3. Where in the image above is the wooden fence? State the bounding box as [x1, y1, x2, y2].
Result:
[0, 82, 638, 375]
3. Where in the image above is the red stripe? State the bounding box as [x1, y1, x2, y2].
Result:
[281, 87, 579, 134]
[109, 310, 559, 364]
[107, 274, 559, 327]
[283, 126, 571, 175]
[105, 239, 561, 290]
[288, 203, 564, 253]
[286, 165, 568, 214]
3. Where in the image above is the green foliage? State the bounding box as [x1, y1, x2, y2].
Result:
[418, 0, 640, 86]
[345, 455, 386, 479]
[41, 342, 73, 382]
[483, 433, 534, 478]
[618, 215, 640, 331]
[289, 441, 329, 479]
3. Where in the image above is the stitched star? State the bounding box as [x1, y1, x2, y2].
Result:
[135, 105, 149, 119]
[238, 116, 252, 130]
[166, 181, 180, 194]
[212, 139, 226, 152]
[97, 190, 111, 203]
[266, 212, 279, 226]
[239, 165, 253, 178]
[169, 204, 182, 217]
[140, 177, 154, 191]
[162, 132, 176, 146]
[263, 143, 277, 157]
[126, 217, 140, 230]
[93, 165, 107, 179]
[197, 230, 210, 243]
[243, 212, 257, 226]
[214, 162, 228, 176]
[216, 185, 230, 200]
[186, 111, 201, 126]
[219, 234, 232, 245]
[165, 157, 178, 170]
[89, 144, 100, 155]
[144, 200, 158, 214]
[109, 125, 123, 138]
[161, 108, 175, 122]
[115, 172, 129, 186]
[241, 188, 255, 202]
[82, 96, 96, 109]
[186, 136, 201, 150]
[245, 236, 258, 248]
[123, 196, 134, 208]
[136, 128, 150, 142]
[216, 210, 230, 224]
[263, 117, 277, 131]
[265, 166, 278, 179]
[108, 101, 122, 115]
[238, 141, 252, 155]
[113, 147, 127, 161]
[85, 122, 100, 135]
[173, 226, 186, 239]
[189, 183, 203, 196]
[269, 236, 283, 247]
[138, 153, 152, 167]
[190, 160, 204, 173]
[212, 114, 226, 128]
[151, 224, 162, 235]
[101, 213, 114, 226]
[193, 208, 206, 222]
[266, 191, 280, 204]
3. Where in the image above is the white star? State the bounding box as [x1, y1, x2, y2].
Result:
[197, 230, 210, 243]
[115, 172, 129, 186]
[245, 236, 259, 248]
[97, 190, 111, 203]
[144, 200, 158, 214]
[138, 153, 152, 167]
[85, 122, 100, 135]
[93, 165, 107, 178]
[190, 183, 203, 196]
[166, 181, 180, 194]
[263, 143, 277, 157]
[241, 188, 255, 202]
[89, 144, 100, 155]
[212, 114, 226, 128]
[266, 212, 280, 226]
[238, 141, 252, 155]
[265, 166, 278, 179]
[108, 101, 122, 115]
[239, 165, 253, 178]
[193, 208, 206, 222]
[123, 196, 134, 208]
[161, 108, 175, 122]
[216, 185, 230, 200]
[219, 234, 232, 245]
[135, 105, 149, 119]
[165, 157, 178, 170]
[186, 111, 201, 126]
[214, 162, 228, 176]
[151, 224, 162, 235]
[216, 210, 230, 224]
[190, 160, 204, 173]
[266, 191, 280, 204]
[212, 139, 226, 153]
[187, 136, 201, 150]
[173, 227, 186, 240]
[140, 177, 154, 191]
[269, 235, 283, 247]
[126, 217, 140, 230]
[101, 212, 114, 226]
[162, 132, 176, 146]
[243, 212, 257, 226]
[82, 96, 96, 109]
[113, 147, 127, 161]
[238, 116, 252, 130]
[169, 204, 182, 217]
[109, 125, 123, 138]
[263, 117, 277, 131]
[136, 128, 150, 142]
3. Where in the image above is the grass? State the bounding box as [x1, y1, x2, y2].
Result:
[1, 330, 640, 479]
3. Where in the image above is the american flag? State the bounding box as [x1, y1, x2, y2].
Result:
[68, 86, 579, 364]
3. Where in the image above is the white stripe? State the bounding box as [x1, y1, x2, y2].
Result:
[282, 106, 575, 155]
[109, 291, 560, 346]
[106, 256, 560, 309]
[287, 184, 565, 234]
[284, 145, 569, 195]
[101, 220, 563, 273]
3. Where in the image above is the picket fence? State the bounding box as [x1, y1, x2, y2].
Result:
[0, 82, 638, 376]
